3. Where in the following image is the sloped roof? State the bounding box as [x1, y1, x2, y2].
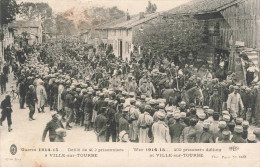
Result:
[8, 20, 42, 28]
[95, 12, 160, 30]
[167, 0, 242, 15]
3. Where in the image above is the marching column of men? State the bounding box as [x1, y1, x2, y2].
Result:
[2, 41, 260, 143]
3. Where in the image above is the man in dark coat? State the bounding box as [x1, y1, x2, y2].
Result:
[26, 85, 37, 121]
[169, 113, 185, 143]
[94, 94, 106, 114]
[81, 92, 93, 131]
[95, 107, 108, 142]
[3, 63, 10, 77]
[19, 78, 27, 109]
[119, 108, 129, 134]
[0, 72, 8, 94]
[209, 88, 222, 114]
[64, 90, 74, 130]
[42, 112, 64, 142]
[0, 95, 13, 132]
[196, 121, 214, 143]
[106, 101, 117, 142]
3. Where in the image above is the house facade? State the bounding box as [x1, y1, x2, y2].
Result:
[91, 12, 160, 61]
[166, 0, 260, 82]
[8, 20, 43, 47]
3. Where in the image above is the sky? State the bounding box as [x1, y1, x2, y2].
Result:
[16, 0, 190, 14]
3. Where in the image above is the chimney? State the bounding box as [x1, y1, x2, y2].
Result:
[139, 12, 145, 20]
[126, 9, 131, 21]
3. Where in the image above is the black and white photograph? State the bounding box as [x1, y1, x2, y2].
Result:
[0, 0, 260, 166]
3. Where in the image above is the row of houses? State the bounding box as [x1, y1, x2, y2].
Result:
[0, 19, 43, 66]
[80, 12, 160, 61]
[3, 20, 43, 49]
[81, 0, 260, 81]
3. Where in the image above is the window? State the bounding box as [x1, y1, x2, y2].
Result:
[214, 23, 220, 35]
[126, 30, 128, 36]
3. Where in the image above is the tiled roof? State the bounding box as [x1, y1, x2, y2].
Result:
[167, 0, 242, 15]
[8, 20, 42, 28]
[95, 12, 160, 30]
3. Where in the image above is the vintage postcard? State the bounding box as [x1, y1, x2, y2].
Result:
[0, 0, 260, 166]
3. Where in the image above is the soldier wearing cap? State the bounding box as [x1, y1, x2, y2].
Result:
[137, 105, 153, 143]
[196, 120, 214, 143]
[74, 88, 83, 126]
[119, 107, 130, 136]
[209, 112, 220, 142]
[115, 103, 124, 141]
[95, 107, 108, 142]
[26, 85, 37, 121]
[247, 135, 257, 143]
[219, 130, 232, 143]
[128, 100, 140, 142]
[231, 126, 247, 143]
[91, 91, 100, 125]
[94, 93, 106, 115]
[153, 103, 166, 122]
[64, 88, 74, 130]
[205, 109, 214, 124]
[152, 112, 170, 143]
[195, 112, 206, 133]
[126, 77, 137, 93]
[242, 121, 249, 140]
[42, 112, 64, 142]
[106, 100, 117, 142]
[235, 117, 243, 125]
[169, 113, 185, 143]
[215, 121, 227, 142]
[209, 88, 222, 114]
[180, 118, 198, 143]
[81, 91, 94, 131]
[52, 78, 59, 111]
[57, 79, 65, 114]
[227, 86, 244, 118]
[36, 79, 47, 113]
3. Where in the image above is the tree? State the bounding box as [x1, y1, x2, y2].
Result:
[133, 16, 205, 64]
[0, 0, 19, 63]
[19, 2, 52, 20]
[19, 2, 54, 33]
[89, 6, 125, 26]
[1, 0, 19, 25]
[54, 6, 125, 35]
[146, 1, 157, 14]
[55, 14, 77, 36]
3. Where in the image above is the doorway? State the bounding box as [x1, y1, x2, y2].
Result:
[118, 40, 122, 59]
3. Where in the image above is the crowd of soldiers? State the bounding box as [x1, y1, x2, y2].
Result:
[2, 39, 260, 143]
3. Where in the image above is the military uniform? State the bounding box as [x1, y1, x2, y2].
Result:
[152, 120, 171, 143]
[95, 113, 107, 142]
[42, 119, 64, 142]
[119, 116, 129, 134]
[180, 126, 197, 143]
[169, 121, 185, 143]
[137, 112, 153, 143]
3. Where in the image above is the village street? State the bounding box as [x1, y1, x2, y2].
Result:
[0, 73, 98, 147]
